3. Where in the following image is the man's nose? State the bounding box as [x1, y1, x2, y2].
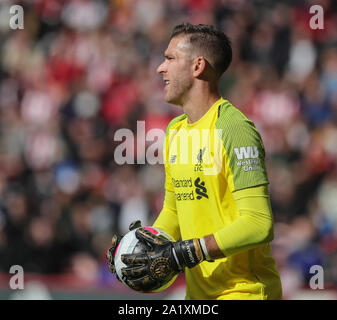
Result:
[157, 61, 166, 74]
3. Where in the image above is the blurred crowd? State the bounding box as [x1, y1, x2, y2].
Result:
[0, 0, 336, 299]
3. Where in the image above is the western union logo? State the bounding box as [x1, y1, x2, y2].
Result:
[234, 146, 259, 160]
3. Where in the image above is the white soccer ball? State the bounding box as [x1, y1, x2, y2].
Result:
[114, 226, 178, 293]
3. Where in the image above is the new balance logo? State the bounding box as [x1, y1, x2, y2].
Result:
[170, 155, 177, 164]
[234, 146, 259, 160]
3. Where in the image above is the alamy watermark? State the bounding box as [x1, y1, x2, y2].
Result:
[6, 4, 323, 31]
[309, 265, 324, 290]
[9, 265, 24, 290]
[309, 5, 324, 30]
[113, 121, 224, 175]
[8, 5, 24, 29]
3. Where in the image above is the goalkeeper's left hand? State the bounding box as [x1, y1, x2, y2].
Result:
[120, 227, 207, 291]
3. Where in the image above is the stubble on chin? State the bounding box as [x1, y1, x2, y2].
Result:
[165, 87, 182, 106]
[165, 73, 192, 106]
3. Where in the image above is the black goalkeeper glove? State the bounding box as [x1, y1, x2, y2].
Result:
[106, 220, 142, 277]
[120, 227, 206, 291]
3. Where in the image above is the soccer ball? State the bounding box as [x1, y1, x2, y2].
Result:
[114, 226, 178, 293]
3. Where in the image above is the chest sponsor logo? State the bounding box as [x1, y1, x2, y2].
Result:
[172, 177, 208, 201]
[194, 177, 208, 199]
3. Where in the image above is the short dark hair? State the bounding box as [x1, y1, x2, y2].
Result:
[170, 23, 232, 77]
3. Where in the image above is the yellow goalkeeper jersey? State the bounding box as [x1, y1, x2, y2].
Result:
[153, 97, 282, 300]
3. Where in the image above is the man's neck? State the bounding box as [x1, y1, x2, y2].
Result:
[182, 84, 220, 124]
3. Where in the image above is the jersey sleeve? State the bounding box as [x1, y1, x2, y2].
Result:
[152, 189, 180, 241]
[214, 184, 274, 256]
[216, 104, 269, 192]
[153, 117, 185, 241]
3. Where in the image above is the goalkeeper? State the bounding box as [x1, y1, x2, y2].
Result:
[107, 23, 282, 300]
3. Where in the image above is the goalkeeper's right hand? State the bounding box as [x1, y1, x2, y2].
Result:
[106, 220, 142, 276]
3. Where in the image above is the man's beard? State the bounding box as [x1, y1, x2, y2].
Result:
[165, 76, 192, 106]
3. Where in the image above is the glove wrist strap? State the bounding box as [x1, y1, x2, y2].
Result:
[171, 246, 183, 271]
[173, 239, 204, 270]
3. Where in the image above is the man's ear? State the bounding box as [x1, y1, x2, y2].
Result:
[192, 56, 206, 78]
